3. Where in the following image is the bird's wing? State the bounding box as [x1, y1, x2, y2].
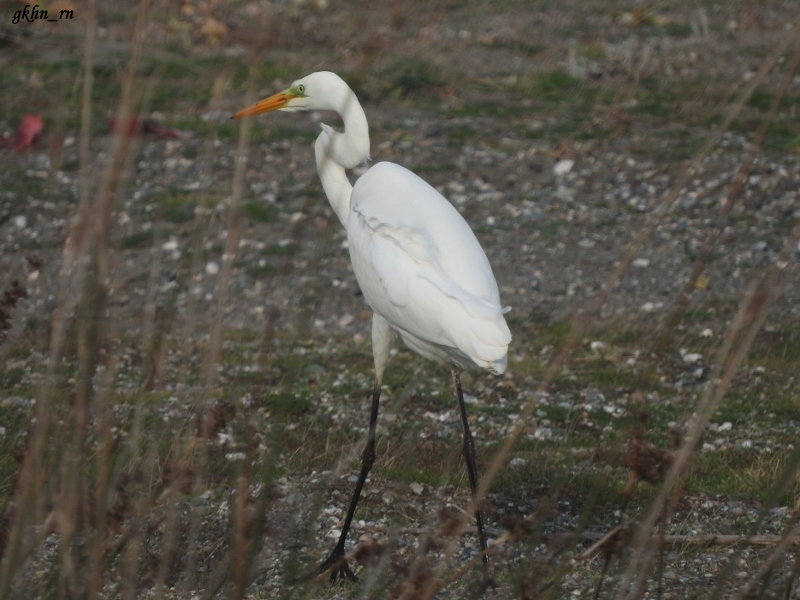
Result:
[348, 162, 510, 366]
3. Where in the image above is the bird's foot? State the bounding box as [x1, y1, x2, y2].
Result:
[317, 546, 358, 583]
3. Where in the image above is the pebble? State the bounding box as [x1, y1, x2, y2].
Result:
[205, 261, 220, 275]
[682, 352, 703, 363]
[409, 482, 424, 495]
[553, 159, 574, 176]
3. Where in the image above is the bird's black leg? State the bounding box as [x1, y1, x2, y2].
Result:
[452, 366, 489, 564]
[317, 380, 382, 582]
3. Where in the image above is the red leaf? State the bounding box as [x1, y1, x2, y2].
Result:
[14, 114, 44, 152]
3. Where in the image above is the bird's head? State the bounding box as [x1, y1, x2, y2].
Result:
[232, 72, 351, 119]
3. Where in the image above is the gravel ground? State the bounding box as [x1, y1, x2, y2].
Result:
[2, 1, 800, 598]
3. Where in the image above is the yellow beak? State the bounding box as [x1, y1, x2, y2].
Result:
[232, 91, 293, 119]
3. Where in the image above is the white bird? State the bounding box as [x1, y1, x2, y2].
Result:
[233, 71, 511, 581]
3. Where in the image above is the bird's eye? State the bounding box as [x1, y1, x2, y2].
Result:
[297, 84, 306, 94]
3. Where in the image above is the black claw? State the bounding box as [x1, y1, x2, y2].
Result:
[317, 548, 359, 583]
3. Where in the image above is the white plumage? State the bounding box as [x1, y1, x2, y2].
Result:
[234, 71, 510, 376]
[233, 70, 509, 580]
[349, 161, 510, 374]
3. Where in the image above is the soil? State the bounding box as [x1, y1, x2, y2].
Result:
[1, 1, 800, 598]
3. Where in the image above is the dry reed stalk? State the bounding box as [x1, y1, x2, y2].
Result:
[0, 0, 154, 596]
[617, 29, 800, 598]
[202, 63, 254, 386]
[731, 517, 800, 600]
[0, 0, 96, 594]
[87, 353, 121, 599]
[412, 25, 796, 600]
[153, 490, 180, 598]
[181, 60, 255, 599]
[233, 451, 252, 598]
[646, 29, 800, 366]
[618, 219, 800, 599]
[130, 65, 239, 596]
[175, 73, 235, 594]
[170, 69, 233, 385]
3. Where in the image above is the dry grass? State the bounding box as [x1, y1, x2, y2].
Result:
[1, 1, 800, 599]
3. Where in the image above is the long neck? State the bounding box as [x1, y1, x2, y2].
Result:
[314, 133, 352, 227]
[314, 88, 370, 227]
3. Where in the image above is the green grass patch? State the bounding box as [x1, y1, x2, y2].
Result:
[0, 368, 25, 389]
[242, 201, 278, 223]
[265, 390, 313, 418]
[154, 189, 197, 223]
[375, 59, 445, 101]
[687, 449, 800, 503]
[244, 263, 277, 278]
[530, 70, 583, 102]
[481, 38, 545, 56]
[120, 229, 156, 249]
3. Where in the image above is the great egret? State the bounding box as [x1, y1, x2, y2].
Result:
[233, 71, 511, 581]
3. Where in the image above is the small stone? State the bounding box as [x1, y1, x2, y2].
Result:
[533, 427, 552, 440]
[205, 261, 220, 275]
[409, 482, 424, 495]
[553, 159, 574, 176]
[13, 215, 27, 229]
[632, 258, 650, 268]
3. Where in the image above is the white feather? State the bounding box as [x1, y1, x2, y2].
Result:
[349, 162, 510, 374]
